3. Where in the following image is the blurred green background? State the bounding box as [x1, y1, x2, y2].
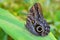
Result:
[0, 0, 60, 40]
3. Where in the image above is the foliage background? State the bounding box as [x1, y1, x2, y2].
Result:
[0, 0, 60, 40]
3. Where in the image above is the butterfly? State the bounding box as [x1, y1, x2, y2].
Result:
[25, 3, 50, 36]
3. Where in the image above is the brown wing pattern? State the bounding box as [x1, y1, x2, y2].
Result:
[26, 3, 50, 36]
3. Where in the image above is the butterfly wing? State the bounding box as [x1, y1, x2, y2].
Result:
[30, 3, 43, 20]
[26, 3, 50, 36]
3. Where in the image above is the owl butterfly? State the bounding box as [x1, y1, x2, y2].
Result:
[26, 3, 50, 36]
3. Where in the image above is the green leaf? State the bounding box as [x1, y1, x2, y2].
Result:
[0, 28, 7, 40]
[0, 8, 57, 40]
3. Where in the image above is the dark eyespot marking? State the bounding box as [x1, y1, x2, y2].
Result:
[25, 3, 50, 36]
[35, 25, 42, 33]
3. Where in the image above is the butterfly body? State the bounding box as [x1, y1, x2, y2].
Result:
[26, 3, 50, 36]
